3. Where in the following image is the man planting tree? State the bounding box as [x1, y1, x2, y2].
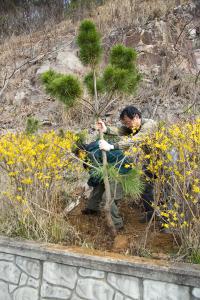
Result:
[82, 105, 157, 226]
[42, 20, 147, 235]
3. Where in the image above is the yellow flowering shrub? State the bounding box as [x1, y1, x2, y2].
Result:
[0, 130, 82, 243]
[128, 118, 200, 254]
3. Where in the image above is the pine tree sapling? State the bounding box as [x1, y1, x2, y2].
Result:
[41, 19, 142, 236]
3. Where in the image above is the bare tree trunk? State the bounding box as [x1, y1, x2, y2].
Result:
[93, 69, 99, 115]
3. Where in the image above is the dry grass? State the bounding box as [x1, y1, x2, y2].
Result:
[0, 166, 86, 244]
[92, 0, 191, 35]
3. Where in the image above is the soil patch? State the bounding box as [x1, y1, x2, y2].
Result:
[67, 198, 176, 260]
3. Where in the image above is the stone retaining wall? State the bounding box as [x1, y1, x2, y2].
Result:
[0, 236, 200, 300]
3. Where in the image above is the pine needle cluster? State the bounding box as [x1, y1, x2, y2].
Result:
[103, 45, 141, 94]
[41, 70, 82, 107]
[107, 165, 144, 198]
[91, 163, 144, 198]
[77, 20, 102, 66]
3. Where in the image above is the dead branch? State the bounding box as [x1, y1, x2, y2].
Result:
[174, 18, 193, 51]
[180, 70, 200, 114]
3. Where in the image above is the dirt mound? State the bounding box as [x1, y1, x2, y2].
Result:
[67, 198, 176, 259]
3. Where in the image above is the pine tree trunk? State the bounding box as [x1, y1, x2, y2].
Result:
[94, 69, 116, 237]
[99, 130, 117, 237]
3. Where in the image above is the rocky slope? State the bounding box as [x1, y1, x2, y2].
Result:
[0, 0, 199, 134]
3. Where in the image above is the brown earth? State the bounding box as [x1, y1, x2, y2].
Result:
[67, 198, 177, 261]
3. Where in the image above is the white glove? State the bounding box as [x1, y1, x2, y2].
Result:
[99, 140, 114, 151]
[96, 120, 107, 133]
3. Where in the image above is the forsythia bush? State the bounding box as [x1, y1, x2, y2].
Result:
[0, 120, 199, 257]
[128, 118, 200, 256]
[0, 131, 82, 243]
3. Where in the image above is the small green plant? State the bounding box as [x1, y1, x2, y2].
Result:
[189, 250, 200, 264]
[76, 129, 88, 144]
[25, 117, 40, 135]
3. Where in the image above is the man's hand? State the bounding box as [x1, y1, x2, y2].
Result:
[96, 120, 107, 133]
[99, 140, 114, 151]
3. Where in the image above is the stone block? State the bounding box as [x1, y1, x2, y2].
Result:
[16, 256, 40, 279]
[0, 261, 21, 284]
[0, 281, 11, 300]
[194, 49, 200, 71]
[27, 277, 40, 288]
[141, 31, 156, 45]
[19, 273, 28, 285]
[114, 292, 124, 300]
[192, 288, 200, 298]
[143, 280, 190, 300]
[107, 273, 140, 299]
[41, 282, 71, 299]
[13, 286, 38, 300]
[36, 64, 50, 75]
[55, 49, 85, 75]
[9, 284, 17, 293]
[76, 278, 114, 300]
[43, 262, 77, 289]
[125, 32, 141, 47]
[138, 52, 162, 67]
[70, 294, 83, 300]
[79, 268, 105, 278]
[0, 253, 14, 261]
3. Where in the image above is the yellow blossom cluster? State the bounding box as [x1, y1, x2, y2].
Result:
[0, 130, 80, 213]
[128, 118, 200, 250]
[0, 130, 86, 242]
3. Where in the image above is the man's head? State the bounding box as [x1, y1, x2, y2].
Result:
[120, 106, 142, 130]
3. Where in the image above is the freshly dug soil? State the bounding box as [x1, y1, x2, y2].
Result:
[67, 197, 176, 260]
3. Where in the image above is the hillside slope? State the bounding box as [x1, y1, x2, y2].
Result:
[0, 0, 199, 134]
